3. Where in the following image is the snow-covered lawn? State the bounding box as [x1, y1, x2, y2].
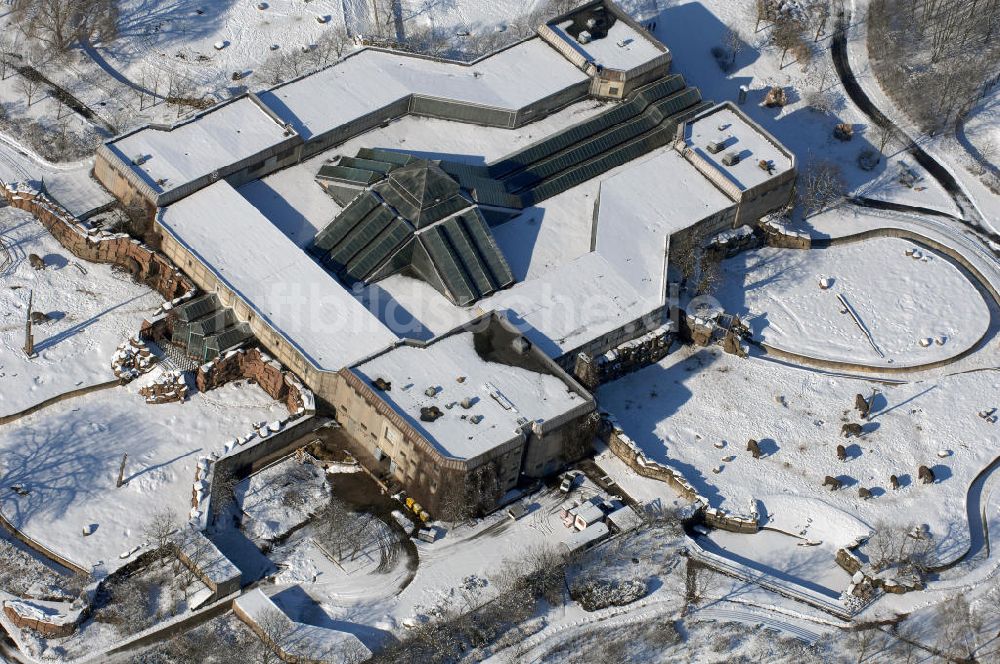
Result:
[715, 238, 990, 366]
[0, 376, 287, 573]
[0, 206, 162, 418]
[598, 344, 1000, 562]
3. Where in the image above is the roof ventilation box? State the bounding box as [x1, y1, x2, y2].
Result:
[511, 336, 532, 355]
[420, 406, 443, 422]
[374, 377, 392, 391]
[722, 152, 741, 166]
[706, 140, 725, 154]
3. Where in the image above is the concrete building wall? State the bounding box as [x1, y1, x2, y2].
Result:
[328, 368, 526, 516]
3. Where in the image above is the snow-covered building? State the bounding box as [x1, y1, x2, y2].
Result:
[538, 0, 671, 99]
[94, 1, 669, 212]
[234, 589, 371, 663]
[91, 3, 796, 519]
[331, 312, 597, 517]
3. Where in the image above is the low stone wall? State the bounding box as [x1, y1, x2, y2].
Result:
[760, 218, 811, 250]
[196, 347, 315, 416]
[602, 418, 759, 533]
[0, 509, 88, 576]
[0, 182, 194, 303]
[835, 547, 863, 575]
[573, 324, 675, 389]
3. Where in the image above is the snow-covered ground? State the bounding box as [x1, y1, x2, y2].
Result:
[0, 375, 286, 573]
[0, 206, 162, 418]
[963, 88, 1000, 175]
[237, 457, 330, 542]
[267, 478, 623, 636]
[598, 344, 1000, 564]
[715, 237, 990, 366]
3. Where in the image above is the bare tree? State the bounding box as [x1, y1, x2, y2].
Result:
[872, 117, 895, 159]
[799, 159, 847, 216]
[772, 18, 807, 68]
[723, 28, 745, 70]
[846, 625, 884, 663]
[173, 528, 214, 600]
[16, 73, 41, 107]
[11, 0, 118, 52]
[315, 24, 352, 66]
[143, 507, 178, 566]
[250, 607, 293, 664]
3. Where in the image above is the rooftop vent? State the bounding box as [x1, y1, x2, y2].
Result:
[373, 377, 392, 391]
[578, 30, 592, 44]
[511, 336, 532, 355]
[470, 414, 483, 424]
[424, 386, 438, 397]
[460, 397, 474, 409]
[132, 154, 149, 165]
[706, 140, 725, 154]
[420, 406, 443, 422]
[722, 152, 741, 166]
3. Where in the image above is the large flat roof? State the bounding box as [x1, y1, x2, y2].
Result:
[683, 105, 794, 191]
[482, 251, 660, 359]
[595, 148, 732, 300]
[353, 328, 588, 460]
[108, 97, 291, 196]
[158, 181, 397, 371]
[549, 17, 664, 71]
[257, 38, 589, 141]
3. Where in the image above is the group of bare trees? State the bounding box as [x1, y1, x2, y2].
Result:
[755, 0, 832, 69]
[254, 26, 352, 86]
[10, 0, 118, 52]
[313, 498, 391, 563]
[371, 545, 569, 664]
[799, 158, 848, 216]
[869, 0, 1000, 132]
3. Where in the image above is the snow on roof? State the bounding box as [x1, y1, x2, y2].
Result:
[108, 96, 293, 195]
[683, 104, 794, 191]
[549, 17, 664, 71]
[258, 39, 588, 141]
[606, 505, 644, 533]
[176, 528, 241, 586]
[353, 327, 589, 460]
[594, 148, 732, 300]
[158, 181, 397, 371]
[573, 501, 605, 525]
[561, 521, 609, 552]
[482, 252, 660, 360]
[235, 589, 372, 661]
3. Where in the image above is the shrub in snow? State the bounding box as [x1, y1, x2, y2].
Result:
[571, 578, 648, 612]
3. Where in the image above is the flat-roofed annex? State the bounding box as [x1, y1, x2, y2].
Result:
[352, 326, 590, 460]
[108, 96, 295, 195]
[682, 105, 794, 191]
